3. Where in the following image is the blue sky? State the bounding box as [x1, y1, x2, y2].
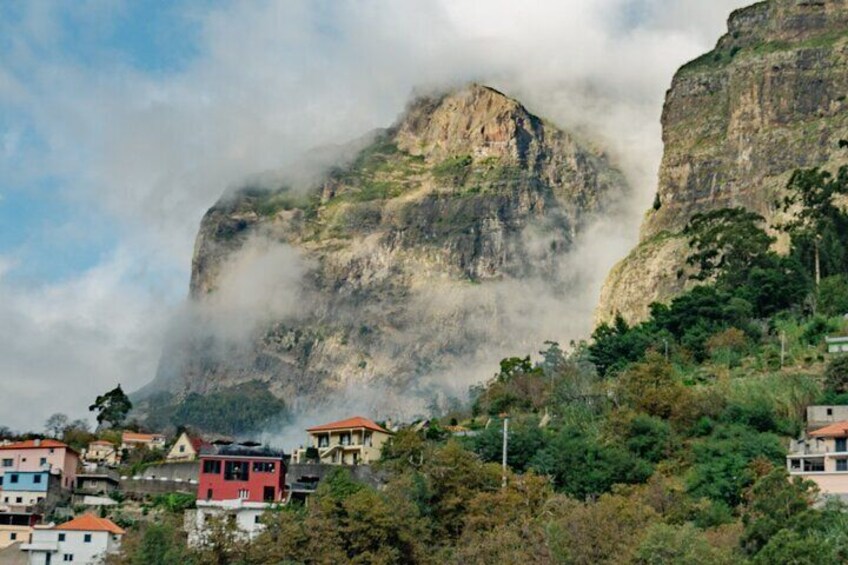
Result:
[0, 0, 746, 431]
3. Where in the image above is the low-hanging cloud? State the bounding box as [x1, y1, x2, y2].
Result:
[0, 0, 749, 430]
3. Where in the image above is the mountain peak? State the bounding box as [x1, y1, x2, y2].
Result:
[393, 83, 544, 164]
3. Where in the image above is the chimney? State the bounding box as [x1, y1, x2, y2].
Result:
[34, 439, 41, 447]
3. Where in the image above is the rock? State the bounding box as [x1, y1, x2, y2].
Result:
[598, 0, 848, 325]
[148, 84, 628, 415]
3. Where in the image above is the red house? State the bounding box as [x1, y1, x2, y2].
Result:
[197, 444, 286, 504]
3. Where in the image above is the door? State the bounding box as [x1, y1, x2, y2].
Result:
[837, 438, 847, 452]
[263, 486, 275, 502]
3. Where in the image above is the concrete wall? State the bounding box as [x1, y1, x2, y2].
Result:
[286, 463, 385, 490]
[140, 462, 198, 482]
[120, 478, 196, 498]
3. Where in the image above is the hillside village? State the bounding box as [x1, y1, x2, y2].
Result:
[4, 330, 848, 564]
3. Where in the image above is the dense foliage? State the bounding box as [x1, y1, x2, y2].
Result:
[105, 154, 848, 563]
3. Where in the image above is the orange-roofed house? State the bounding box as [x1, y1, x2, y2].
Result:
[0, 439, 80, 490]
[294, 417, 392, 465]
[21, 514, 125, 564]
[120, 432, 166, 452]
[84, 440, 120, 467]
[787, 420, 848, 495]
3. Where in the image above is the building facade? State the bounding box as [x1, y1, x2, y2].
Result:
[84, 441, 119, 466]
[826, 336, 848, 354]
[188, 444, 286, 546]
[787, 420, 848, 495]
[293, 417, 391, 465]
[0, 513, 39, 550]
[0, 440, 79, 490]
[21, 514, 125, 564]
[166, 433, 209, 463]
[120, 432, 166, 452]
[0, 471, 61, 511]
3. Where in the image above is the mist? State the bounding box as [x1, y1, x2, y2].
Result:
[0, 0, 749, 430]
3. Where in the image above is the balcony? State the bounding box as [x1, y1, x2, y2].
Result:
[788, 439, 848, 456]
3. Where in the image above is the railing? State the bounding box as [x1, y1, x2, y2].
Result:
[788, 440, 848, 456]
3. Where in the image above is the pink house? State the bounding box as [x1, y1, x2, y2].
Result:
[0, 439, 80, 489]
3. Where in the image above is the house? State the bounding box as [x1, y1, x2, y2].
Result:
[84, 441, 120, 466]
[0, 512, 39, 550]
[22, 514, 125, 564]
[806, 405, 848, 432]
[0, 471, 61, 511]
[120, 432, 166, 452]
[166, 432, 210, 462]
[293, 417, 391, 465]
[826, 336, 848, 354]
[187, 444, 286, 546]
[0, 440, 80, 490]
[73, 474, 120, 508]
[787, 420, 848, 496]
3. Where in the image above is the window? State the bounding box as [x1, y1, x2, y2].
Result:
[254, 515, 261, 524]
[837, 438, 847, 452]
[63, 555, 74, 562]
[58, 533, 66, 542]
[340, 433, 351, 446]
[224, 461, 250, 481]
[15, 497, 22, 504]
[1, 459, 11, 467]
[9, 474, 17, 484]
[317, 434, 329, 448]
[33, 474, 42, 484]
[238, 489, 249, 499]
[21, 458, 26, 462]
[49, 448, 54, 454]
[364, 432, 372, 446]
[202, 460, 222, 475]
[828, 408, 834, 416]
[252, 461, 275, 473]
[837, 459, 848, 472]
[179, 445, 185, 453]
[40, 457, 47, 466]
[804, 459, 825, 472]
[10, 533, 16, 541]
[84, 534, 91, 543]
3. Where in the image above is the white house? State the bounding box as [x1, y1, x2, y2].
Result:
[21, 514, 125, 564]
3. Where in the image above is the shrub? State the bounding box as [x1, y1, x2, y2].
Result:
[825, 355, 848, 394]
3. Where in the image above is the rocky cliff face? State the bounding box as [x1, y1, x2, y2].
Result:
[153, 85, 627, 414]
[598, 0, 848, 324]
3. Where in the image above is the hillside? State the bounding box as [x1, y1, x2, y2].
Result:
[148, 84, 627, 427]
[598, 0, 848, 324]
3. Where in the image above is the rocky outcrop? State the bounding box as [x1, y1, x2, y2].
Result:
[152, 85, 627, 413]
[598, 0, 848, 324]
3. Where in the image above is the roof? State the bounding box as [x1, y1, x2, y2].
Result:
[826, 336, 848, 343]
[55, 514, 125, 535]
[89, 440, 114, 446]
[178, 432, 212, 453]
[306, 416, 390, 434]
[122, 432, 164, 442]
[0, 439, 70, 451]
[810, 420, 848, 438]
[202, 444, 286, 459]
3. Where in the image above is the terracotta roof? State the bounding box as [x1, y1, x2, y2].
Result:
[189, 436, 212, 452]
[55, 514, 125, 535]
[307, 416, 390, 434]
[0, 439, 69, 451]
[122, 432, 164, 442]
[810, 420, 848, 438]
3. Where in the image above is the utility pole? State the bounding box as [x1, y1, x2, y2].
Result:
[502, 416, 509, 489]
[781, 331, 786, 368]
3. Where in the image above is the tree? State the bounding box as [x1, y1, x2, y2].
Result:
[44, 413, 69, 438]
[684, 207, 775, 286]
[778, 161, 848, 288]
[825, 355, 848, 394]
[818, 275, 848, 316]
[89, 385, 133, 428]
[635, 523, 735, 565]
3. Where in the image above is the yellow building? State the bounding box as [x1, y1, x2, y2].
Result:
[294, 417, 391, 465]
[165, 432, 210, 462]
[85, 440, 120, 466]
[0, 513, 37, 549]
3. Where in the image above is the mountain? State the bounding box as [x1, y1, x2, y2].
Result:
[149, 84, 628, 423]
[598, 0, 848, 324]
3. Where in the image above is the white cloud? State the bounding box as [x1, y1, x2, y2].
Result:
[0, 0, 749, 430]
